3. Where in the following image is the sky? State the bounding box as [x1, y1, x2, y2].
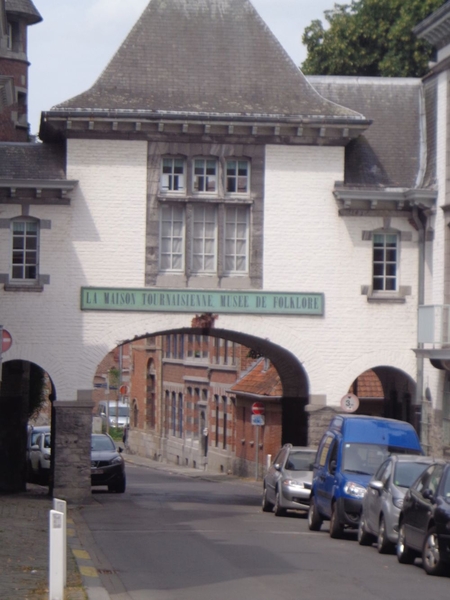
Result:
[28, 0, 335, 136]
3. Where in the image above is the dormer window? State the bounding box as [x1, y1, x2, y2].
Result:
[226, 159, 249, 194]
[193, 158, 217, 193]
[161, 158, 185, 193]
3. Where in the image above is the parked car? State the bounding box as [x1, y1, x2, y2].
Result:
[397, 460, 450, 575]
[308, 415, 423, 538]
[91, 433, 126, 493]
[97, 400, 130, 429]
[26, 425, 51, 479]
[262, 445, 316, 516]
[358, 454, 436, 553]
[28, 431, 51, 484]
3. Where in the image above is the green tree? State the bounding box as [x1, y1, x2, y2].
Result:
[301, 0, 445, 77]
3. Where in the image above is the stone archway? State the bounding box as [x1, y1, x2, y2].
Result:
[0, 360, 55, 493]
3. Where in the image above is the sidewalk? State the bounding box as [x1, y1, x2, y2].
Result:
[0, 454, 261, 600]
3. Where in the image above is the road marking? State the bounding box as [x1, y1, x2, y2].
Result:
[73, 549, 90, 560]
[79, 566, 99, 578]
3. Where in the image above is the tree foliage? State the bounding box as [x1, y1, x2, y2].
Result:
[301, 0, 445, 77]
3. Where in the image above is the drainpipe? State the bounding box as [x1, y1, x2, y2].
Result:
[412, 207, 427, 448]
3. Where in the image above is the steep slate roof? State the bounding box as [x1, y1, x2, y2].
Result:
[5, 0, 42, 24]
[0, 142, 66, 179]
[54, 0, 363, 121]
[308, 76, 425, 189]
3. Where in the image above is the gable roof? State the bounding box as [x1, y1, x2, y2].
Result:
[53, 0, 363, 123]
[231, 358, 282, 398]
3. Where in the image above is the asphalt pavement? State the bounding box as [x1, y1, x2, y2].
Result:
[0, 453, 261, 600]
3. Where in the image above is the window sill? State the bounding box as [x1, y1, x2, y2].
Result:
[4, 283, 44, 292]
[367, 293, 406, 304]
[157, 195, 252, 205]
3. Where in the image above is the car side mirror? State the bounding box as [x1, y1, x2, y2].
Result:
[274, 463, 281, 472]
[31, 444, 39, 450]
[422, 488, 435, 502]
[118, 447, 123, 453]
[329, 459, 337, 474]
[309, 463, 315, 471]
[369, 480, 384, 493]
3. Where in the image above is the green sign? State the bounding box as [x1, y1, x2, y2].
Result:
[80, 288, 324, 316]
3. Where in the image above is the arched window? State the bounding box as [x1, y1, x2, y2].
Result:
[178, 393, 183, 438]
[146, 359, 156, 428]
[172, 392, 177, 436]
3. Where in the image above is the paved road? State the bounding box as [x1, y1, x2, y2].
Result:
[76, 460, 450, 600]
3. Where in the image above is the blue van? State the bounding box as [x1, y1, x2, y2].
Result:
[308, 415, 423, 538]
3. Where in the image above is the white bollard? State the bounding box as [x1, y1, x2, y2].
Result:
[49, 510, 64, 600]
[53, 499, 67, 586]
[266, 454, 272, 471]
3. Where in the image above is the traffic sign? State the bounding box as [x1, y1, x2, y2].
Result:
[119, 385, 128, 395]
[340, 393, 359, 413]
[251, 414, 265, 426]
[1, 329, 12, 353]
[251, 401, 265, 415]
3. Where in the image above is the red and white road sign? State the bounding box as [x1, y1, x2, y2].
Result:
[119, 385, 128, 395]
[1, 329, 12, 353]
[251, 401, 265, 415]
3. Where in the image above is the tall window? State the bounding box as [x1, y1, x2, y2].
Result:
[373, 233, 397, 291]
[225, 207, 249, 273]
[161, 158, 185, 193]
[444, 375, 450, 446]
[192, 205, 217, 272]
[160, 205, 184, 271]
[215, 395, 219, 447]
[226, 160, 249, 194]
[11, 219, 39, 281]
[178, 393, 183, 438]
[222, 396, 227, 449]
[193, 159, 217, 193]
[171, 392, 177, 436]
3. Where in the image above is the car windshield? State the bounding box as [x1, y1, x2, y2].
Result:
[91, 435, 116, 452]
[393, 461, 430, 488]
[43, 434, 51, 449]
[107, 406, 129, 417]
[342, 443, 390, 476]
[285, 451, 316, 471]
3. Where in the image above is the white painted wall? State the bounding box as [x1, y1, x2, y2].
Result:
[0, 140, 419, 407]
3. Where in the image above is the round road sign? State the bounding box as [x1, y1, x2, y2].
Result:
[119, 385, 128, 395]
[1, 329, 12, 353]
[251, 401, 265, 415]
[340, 393, 359, 413]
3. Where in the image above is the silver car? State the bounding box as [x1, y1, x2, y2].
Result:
[262, 445, 316, 516]
[358, 454, 435, 552]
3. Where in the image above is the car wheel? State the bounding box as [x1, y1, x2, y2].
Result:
[274, 490, 286, 517]
[397, 523, 416, 564]
[377, 515, 394, 554]
[329, 503, 344, 539]
[358, 512, 374, 546]
[108, 476, 126, 494]
[422, 527, 445, 576]
[308, 497, 323, 531]
[262, 486, 274, 513]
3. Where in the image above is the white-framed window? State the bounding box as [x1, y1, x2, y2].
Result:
[161, 157, 185, 193]
[160, 205, 184, 271]
[6, 22, 13, 50]
[11, 219, 39, 281]
[193, 158, 217, 193]
[373, 232, 398, 291]
[192, 205, 217, 273]
[444, 374, 450, 446]
[224, 206, 249, 273]
[226, 159, 250, 194]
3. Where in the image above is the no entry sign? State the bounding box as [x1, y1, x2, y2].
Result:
[1, 329, 12, 353]
[251, 402, 265, 415]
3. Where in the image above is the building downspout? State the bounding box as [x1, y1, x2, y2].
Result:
[412, 207, 427, 447]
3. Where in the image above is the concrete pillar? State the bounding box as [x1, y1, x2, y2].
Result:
[52, 396, 93, 504]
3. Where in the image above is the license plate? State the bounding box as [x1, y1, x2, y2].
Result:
[92, 468, 104, 475]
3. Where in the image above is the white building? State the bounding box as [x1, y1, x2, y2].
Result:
[0, 0, 447, 501]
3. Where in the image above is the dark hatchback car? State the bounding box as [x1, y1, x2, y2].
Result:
[397, 461, 450, 575]
[91, 433, 126, 493]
